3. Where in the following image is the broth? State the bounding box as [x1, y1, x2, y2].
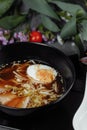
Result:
[0, 60, 65, 108]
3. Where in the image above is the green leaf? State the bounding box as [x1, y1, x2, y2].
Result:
[41, 15, 60, 32]
[74, 34, 84, 57]
[80, 20, 87, 41]
[0, 0, 15, 17]
[22, 0, 59, 20]
[60, 16, 77, 39]
[50, 1, 86, 16]
[0, 15, 26, 30]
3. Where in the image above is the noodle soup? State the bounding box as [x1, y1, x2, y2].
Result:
[0, 60, 65, 108]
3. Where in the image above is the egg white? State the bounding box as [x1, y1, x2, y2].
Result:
[26, 64, 57, 84]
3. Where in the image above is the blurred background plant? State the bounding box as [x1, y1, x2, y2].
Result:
[0, 0, 87, 57]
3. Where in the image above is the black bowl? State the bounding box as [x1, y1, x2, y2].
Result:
[0, 42, 75, 116]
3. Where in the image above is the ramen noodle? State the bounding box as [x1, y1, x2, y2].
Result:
[0, 60, 65, 108]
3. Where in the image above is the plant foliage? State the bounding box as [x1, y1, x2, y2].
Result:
[0, 0, 87, 54]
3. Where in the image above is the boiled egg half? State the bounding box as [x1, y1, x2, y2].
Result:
[27, 64, 57, 84]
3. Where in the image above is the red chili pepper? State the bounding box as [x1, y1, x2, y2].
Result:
[29, 31, 43, 43]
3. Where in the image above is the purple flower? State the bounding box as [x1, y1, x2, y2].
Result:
[42, 35, 48, 42]
[0, 36, 8, 45]
[9, 38, 14, 44]
[0, 31, 3, 36]
[14, 32, 18, 39]
[18, 32, 28, 42]
[13, 32, 28, 42]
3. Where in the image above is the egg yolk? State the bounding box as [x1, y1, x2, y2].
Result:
[36, 69, 54, 83]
